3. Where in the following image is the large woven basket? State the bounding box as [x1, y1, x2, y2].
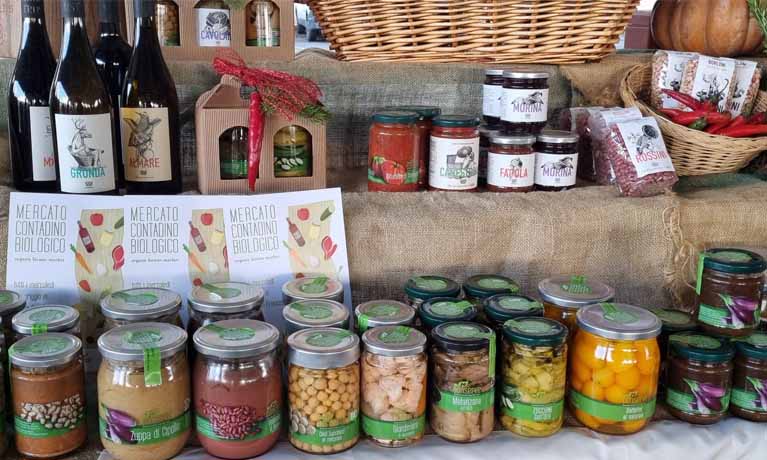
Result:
[620, 64, 767, 176]
[307, 0, 640, 63]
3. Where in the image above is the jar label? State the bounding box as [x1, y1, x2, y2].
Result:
[502, 88, 549, 123]
[534, 152, 577, 187]
[598, 303, 640, 325]
[698, 298, 759, 330]
[361, 413, 425, 441]
[12, 336, 70, 355]
[100, 409, 190, 445]
[197, 8, 232, 47]
[436, 388, 494, 412]
[482, 84, 503, 118]
[487, 152, 534, 188]
[306, 330, 353, 348]
[15, 394, 85, 438]
[430, 300, 473, 317]
[120, 107, 172, 182]
[290, 412, 359, 446]
[669, 334, 722, 349]
[505, 319, 552, 334]
[647, 308, 690, 326]
[569, 390, 655, 421]
[498, 297, 541, 311]
[411, 277, 448, 291]
[299, 277, 329, 294]
[275, 144, 311, 176]
[28, 309, 66, 323]
[369, 155, 419, 187]
[29, 106, 56, 182]
[666, 381, 730, 415]
[429, 136, 479, 190]
[501, 388, 563, 422]
[731, 378, 767, 412]
[378, 326, 414, 343]
[291, 302, 333, 320]
[614, 119, 674, 179]
[54, 113, 116, 194]
[196, 411, 281, 441]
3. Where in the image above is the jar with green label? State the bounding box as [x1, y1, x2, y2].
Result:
[538, 276, 614, 341]
[355, 300, 415, 334]
[463, 274, 521, 322]
[731, 333, 767, 422]
[188, 282, 265, 337]
[646, 307, 696, 395]
[484, 294, 544, 331]
[12, 305, 81, 342]
[361, 326, 427, 447]
[419, 298, 478, 333]
[287, 328, 360, 454]
[569, 303, 661, 435]
[283, 300, 350, 336]
[100, 288, 183, 331]
[274, 125, 312, 177]
[97, 323, 191, 460]
[282, 277, 345, 304]
[403, 275, 461, 311]
[500, 317, 567, 437]
[430, 322, 495, 443]
[10, 333, 86, 458]
[695, 248, 766, 338]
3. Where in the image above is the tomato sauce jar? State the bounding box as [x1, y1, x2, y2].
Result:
[534, 130, 579, 192]
[487, 134, 536, 193]
[390, 106, 441, 188]
[478, 125, 501, 186]
[428, 115, 481, 192]
[368, 111, 419, 192]
[483, 69, 505, 126]
[501, 70, 550, 134]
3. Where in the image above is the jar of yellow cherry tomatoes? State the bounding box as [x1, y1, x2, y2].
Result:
[538, 276, 614, 341]
[568, 303, 662, 435]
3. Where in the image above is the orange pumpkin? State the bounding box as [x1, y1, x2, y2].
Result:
[651, 0, 763, 57]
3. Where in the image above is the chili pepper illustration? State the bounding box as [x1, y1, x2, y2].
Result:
[78, 279, 92, 293]
[283, 241, 307, 268]
[70, 244, 93, 274]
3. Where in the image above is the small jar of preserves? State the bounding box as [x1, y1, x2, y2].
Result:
[730, 333, 767, 422]
[156, 0, 180, 46]
[646, 307, 696, 395]
[368, 111, 419, 192]
[535, 130, 579, 191]
[404, 275, 461, 311]
[282, 276, 345, 304]
[361, 326, 427, 447]
[484, 294, 544, 331]
[695, 248, 766, 338]
[419, 298, 478, 334]
[10, 333, 87, 458]
[428, 115, 481, 192]
[463, 274, 521, 322]
[569, 303, 661, 435]
[478, 125, 501, 186]
[483, 69, 505, 126]
[430, 322, 495, 442]
[100, 288, 183, 330]
[500, 317, 567, 437]
[388, 106, 442, 188]
[188, 282, 265, 337]
[355, 300, 415, 334]
[287, 328, 360, 454]
[0, 290, 26, 356]
[538, 275, 614, 341]
[283, 300, 350, 336]
[501, 70, 550, 135]
[665, 332, 734, 425]
[12, 305, 81, 342]
[486, 134, 537, 193]
[274, 125, 312, 178]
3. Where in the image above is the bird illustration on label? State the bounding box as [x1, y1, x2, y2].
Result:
[124, 111, 162, 161]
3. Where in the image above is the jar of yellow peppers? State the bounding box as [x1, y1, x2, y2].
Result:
[568, 303, 662, 435]
[538, 276, 614, 341]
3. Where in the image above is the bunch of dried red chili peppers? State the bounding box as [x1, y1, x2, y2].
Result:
[659, 89, 767, 138]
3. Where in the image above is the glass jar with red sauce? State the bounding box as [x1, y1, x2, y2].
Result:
[478, 125, 501, 187]
[486, 134, 536, 193]
[429, 115, 480, 192]
[368, 111, 419, 192]
[389, 106, 442, 189]
[483, 69, 505, 127]
[534, 130, 579, 192]
[501, 70, 550, 135]
[730, 333, 767, 422]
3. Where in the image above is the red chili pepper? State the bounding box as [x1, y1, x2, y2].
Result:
[674, 111, 731, 126]
[705, 118, 734, 135]
[248, 91, 264, 192]
[700, 100, 717, 112]
[748, 112, 767, 125]
[719, 124, 767, 137]
[661, 89, 704, 110]
[660, 108, 687, 120]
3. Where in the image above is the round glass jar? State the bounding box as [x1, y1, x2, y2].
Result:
[368, 111, 419, 192]
[283, 300, 350, 336]
[10, 333, 86, 458]
[100, 288, 183, 330]
[355, 300, 415, 334]
[501, 70, 550, 135]
[387, 106, 442, 188]
[194, 0, 231, 47]
[538, 275, 614, 341]
[695, 248, 766, 338]
[188, 282, 265, 337]
[403, 275, 461, 311]
[12, 305, 81, 342]
[486, 134, 537, 192]
[419, 298, 478, 333]
[193, 319, 282, 458]
[463, 274, 521, 321]
[287, 328, 360, 454]
[282, 276, 345, 304]
[97, 323, 191, 460]
[730, 333, 767, 422]
[484, 294, 544, 331]
[361, 326, 427, 447]
[274, 125, 312, 177]
[156, 0, 180, 46]
[665, 332, 734, 425]
[430, 322, 495, 443]
[0, 290, 26, 356]
[478, 125, 501, 186]
[483, 69, 505, 126]
[500, 317, 567, 437]
[428, 115, 481, 192]
[534, 130, 579, 191]
[646, 307, 697, 395]
[569, 303, 662, 435]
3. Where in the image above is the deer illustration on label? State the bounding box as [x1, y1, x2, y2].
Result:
[69, 119, 104, 168]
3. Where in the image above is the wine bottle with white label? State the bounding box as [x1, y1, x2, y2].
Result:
[7, 0, 58, 192]
[121, 0, 182, 194]
[50, 0, 119, 195]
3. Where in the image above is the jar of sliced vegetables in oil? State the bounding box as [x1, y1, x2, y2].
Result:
[538, 276, 614, 341]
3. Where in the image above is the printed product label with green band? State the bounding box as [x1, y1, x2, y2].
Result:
[698, 303, 756, 330]
[362, 414, 425, 441]
[196, 413, 281, 441]
[666, 386, 730, 415]
[16, 415, 84, 438]
[731, 388, 767, 412]
[290, 413, 359, 446]
[16, 398, 85, 439]
[569, 390, 655, 421]
[430, 301, 473, 317]
[501, 398, 563, 422]
[100, 410, 190, 445]
[436, 388, 494, 413]
[561, 275, 591, 294]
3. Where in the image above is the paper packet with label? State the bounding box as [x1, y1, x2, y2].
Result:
[587, 107, 643, 185]
[727, 59, 761, 117]
[679, 55, 737, 113]
[651, 50, 697, 110]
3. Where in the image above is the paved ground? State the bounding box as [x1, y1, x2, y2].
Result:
[295, 33, 331, 52]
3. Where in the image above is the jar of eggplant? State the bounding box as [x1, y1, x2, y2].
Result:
[12, 305, 81, 342]
[188, 282, 265, 337]
[355, 300, 415, 334]
[100, 288, 183, 330]
[646, 307, 696, 395]
[463, 274, 520, 322]
[730, 333, 767, 422]
[403, 275, 461, 311]
[538, 275, 614, 342]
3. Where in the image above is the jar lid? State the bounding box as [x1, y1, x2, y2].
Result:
[362, 326, 427, 357]
[489, 134, 537, 146]
[537, 275, 614, 309]
[701, 248, 767, 274]
[502, 317, 567, 348]
[372, 110, 419, 124]
[12, 305, 80, 335]
[283, 300, 349, 330]
[576, 303, 662, 341]
[98, 322, 188, 362]
[502, 69, 550, 79]
[282, 276, 344, 301]
[432, 322, 494, 353]
[485, 69, 505, 76]
[287, 327, 360, 369]
[100, 288, 182, 321]
[193, 319, 280, 359]
[734, 333, 767, 360]
[420, 298, 477, 328]
[0, 290, 26, 316]
[189, 282, 264, 314]
[463, 274, 521, 299]
[479, 125, 501, 136]
[433, 115, 481, 128]
[537, 130, 579, 144]
[404, 275, 461, 301]
[669, 332, 735, 362]
[386, 106, 441, 120]
[484, 294, 544, 324]
[646, 307, 697, 333]
[10, 333, 82, 368]
[355, 300, 415, 332]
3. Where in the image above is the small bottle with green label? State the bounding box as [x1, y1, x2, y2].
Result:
[730, 333, 767, 422]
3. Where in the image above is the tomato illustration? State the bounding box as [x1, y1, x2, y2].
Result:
[193, 278, 203, 287]
[297, 208, 310, 221]
[90, 213, 104, 227]
[201, 213, 214, 226]
[381, 160, 406, 185]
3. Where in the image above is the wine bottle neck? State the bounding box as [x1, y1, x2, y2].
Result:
[61, 18, 91, 57]
[21, 0, 45, 20]
[134, 15, 161, 50]
[99, 22, 122, 38]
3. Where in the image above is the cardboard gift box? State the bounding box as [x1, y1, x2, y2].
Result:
[195, 75, 326, 194]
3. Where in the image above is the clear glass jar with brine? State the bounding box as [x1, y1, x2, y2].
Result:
[246, 0, 280, 47]
[282, 277, 344, 304]
[12, 305, 81, 342]
[538, 275, 614, 341]
[283, 300, 350, 336]
[188, 282, 265, 337]
[100, 288, 183, 330]
[403, 275, 461, 311]
[355, 300, 415, 334]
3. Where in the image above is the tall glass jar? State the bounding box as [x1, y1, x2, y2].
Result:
[98, 323, 191, 460]
[12, 305, 81, 342]
[283, 300, 350, 336]
[282, 276, 345, 304]
[368, 111, 419, 192]
[355, 300, 415, 334]
[403, 275, 461, 311]
[731, 332, 767, 422]
[10, 334, 86, 458]
[220, 126, 248, 179]
[419, 298, 478, 334]
[568, 303, 661, 435]
[501, 70, 550, 134]
[274, 125, 312, 178]
[487, 134, 537, 192]
[538, 275, 614, 342]
[193, 320, 282, 458]
[463, 274, 521, 322]
[100, 288, 183, 330]
[188, 282, 265, 337]
[388, 106, 441, 188]
[287, 328, 360, 454]
[246, 0, 280, 47]
[156, 0, 180, 46]
[194, 0, 231, 47]
[361, 326, 427, 447]
[428, 115, 481, 192]
[534, 130, 579, 191]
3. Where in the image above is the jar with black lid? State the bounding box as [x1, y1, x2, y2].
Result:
[419, 298, 478, 334]
[646, 307, 697, 395]
[462, 275, 520, 321]
[730, 332, 767, 422]
[486, 134, 537, 193]
[483, 69, 505, 127]
[483, 294, 543, 331]
[501, 70, 550, 135]
[478, 125, 501, 186]
[403, 276, 462, 311]
[534, 130, 579, 192]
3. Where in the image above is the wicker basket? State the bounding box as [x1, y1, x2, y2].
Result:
[620, 64, 767, 176]
[307, 0, 640, 64]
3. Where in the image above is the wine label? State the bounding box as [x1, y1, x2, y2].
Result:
[29, 106, 56, 182]
[428, 136, 480, 190]
[502, 88, 549, 123]
[120, 107, 173, 182]
[54, 113, 116, 193]
[534, 152, 578, 187]
[487, 152, 534, 188]
[197, 8, 232, 47]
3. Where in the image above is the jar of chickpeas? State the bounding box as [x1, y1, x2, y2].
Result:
[287, 328, 360, 454]
[568, 303, 662, 435]
[538, 275, 614, 341]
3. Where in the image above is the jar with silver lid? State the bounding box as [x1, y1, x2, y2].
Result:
[538, 275, 614, 341]
[361, 326, 427, 447]
[534, 130, 580, 191]
[282, 277, 345, 304]
[12, 305, 81, 342]
[100, 288, 183, 330]
[355, 300, 415, 333]
[287, 328, 360, 454]
[283, 300, 350, 336]
[188, 282, 265, 336]
[501, 69, 550, 134]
